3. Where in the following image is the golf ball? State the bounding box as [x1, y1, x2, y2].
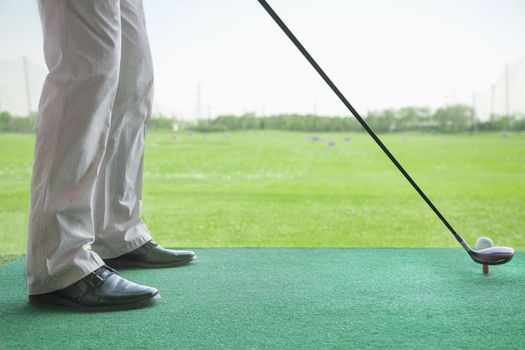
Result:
[475, 237, 494, 250]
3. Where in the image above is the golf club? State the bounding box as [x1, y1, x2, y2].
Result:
[257, 0, 515, 267]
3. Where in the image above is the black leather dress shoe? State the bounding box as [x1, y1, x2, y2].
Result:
[28, 266, 160, 312]
[104, 240, 196, 269]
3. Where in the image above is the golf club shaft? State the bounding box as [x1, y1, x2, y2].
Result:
[258, 0, 470, 251]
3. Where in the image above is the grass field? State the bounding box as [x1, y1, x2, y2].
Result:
[0, 130, 524, 254]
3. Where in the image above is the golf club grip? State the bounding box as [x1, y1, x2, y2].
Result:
[257, 0, 467, 248]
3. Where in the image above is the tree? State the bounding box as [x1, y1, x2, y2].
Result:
[432, 105, 473, 132]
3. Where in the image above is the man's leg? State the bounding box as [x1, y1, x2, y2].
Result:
[27, 0, 122, 295]
[92, 0, 195, 267]
[91, 0, 153, 258]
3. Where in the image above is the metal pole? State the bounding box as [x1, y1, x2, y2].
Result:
[22, 56, 33, 115]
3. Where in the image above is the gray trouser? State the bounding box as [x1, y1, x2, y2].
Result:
[27, 0, 153, 295]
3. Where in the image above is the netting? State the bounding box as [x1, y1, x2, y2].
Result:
[473, 57, 525, 120]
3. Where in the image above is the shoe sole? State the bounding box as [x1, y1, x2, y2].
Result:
[105, 255, 196, 269]
[28, 292, 160, 312]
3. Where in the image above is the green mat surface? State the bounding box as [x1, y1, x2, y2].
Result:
[1, 248, 524, 349]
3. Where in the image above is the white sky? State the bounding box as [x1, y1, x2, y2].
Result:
[0, 0, 524, 119]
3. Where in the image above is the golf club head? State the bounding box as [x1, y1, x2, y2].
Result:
[469, 246, 515, 265]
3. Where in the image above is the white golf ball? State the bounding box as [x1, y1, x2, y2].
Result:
[475, 237, 494, 250]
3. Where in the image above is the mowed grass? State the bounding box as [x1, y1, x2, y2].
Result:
[0, 130, 524, 254]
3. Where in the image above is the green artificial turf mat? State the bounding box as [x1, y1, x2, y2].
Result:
[0, 255, 19, 267]
[0, 248, 524, 349]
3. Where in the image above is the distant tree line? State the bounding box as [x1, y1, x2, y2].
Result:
[147, 116, 173, 129]
[0, 111, 176, 133]
[1, 105, 524, 133]
[191, 105, 525, 133]
[0, 111, 38, 133]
